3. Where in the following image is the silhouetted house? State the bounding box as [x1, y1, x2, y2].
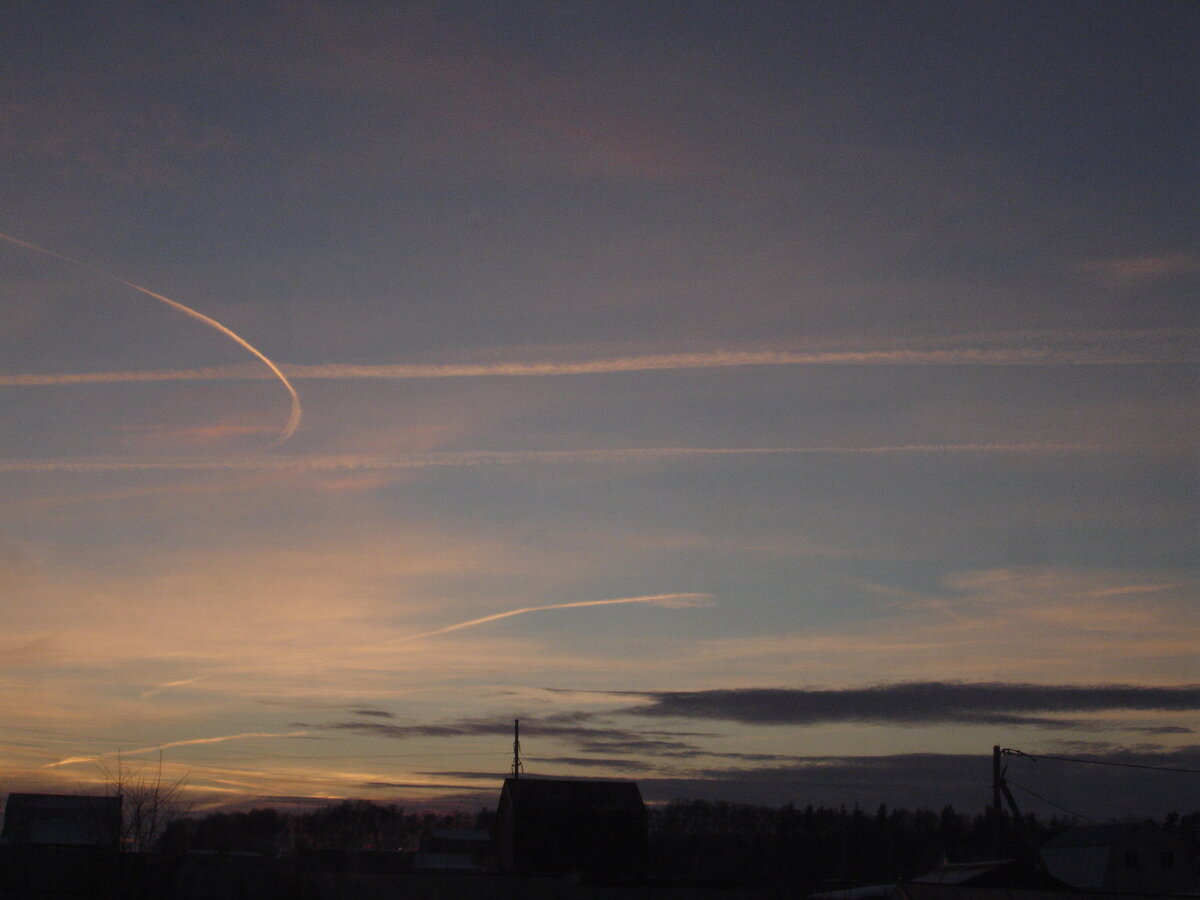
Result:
[900, 857, 1071, 897]
[1, 793, 121, 849]
[1040, 822, 1198, 894]
[913, 859, 1067, 888]
[821, 860, 1065, 900]
[493, 777, 647, 878]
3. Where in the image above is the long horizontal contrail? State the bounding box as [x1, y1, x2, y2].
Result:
[281, 343, 1200, 376]
[44, 731, 312, 768]
[0, 232, 302, 442]
[2, 340, 1197, 388]
[0, 443, 1109, 473]
[391, 592, 713, 644]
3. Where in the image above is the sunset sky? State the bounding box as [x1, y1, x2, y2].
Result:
[2, 2, 1197, 819]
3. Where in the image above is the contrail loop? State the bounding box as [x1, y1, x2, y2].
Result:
[0, 232, 302, 443]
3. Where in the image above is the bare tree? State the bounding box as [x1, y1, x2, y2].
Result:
[99, 753, 189, 853]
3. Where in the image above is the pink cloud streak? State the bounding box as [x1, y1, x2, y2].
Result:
[0, 444, 1108, 474]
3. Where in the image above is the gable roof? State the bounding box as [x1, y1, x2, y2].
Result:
[499, 777, 644, 813]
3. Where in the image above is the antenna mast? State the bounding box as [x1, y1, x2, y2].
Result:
[511, 719, 523, 778]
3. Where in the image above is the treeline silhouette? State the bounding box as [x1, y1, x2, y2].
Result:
[158, 797, 1200, 888]
[651, 801, 1046, 885]
[160, 801, 489, 857]
[649, 802, 1200, 887]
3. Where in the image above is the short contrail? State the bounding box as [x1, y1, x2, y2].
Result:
[0, 232, 302, 443]
[391, 592, 713, 643]
[140, 675, 208, 698]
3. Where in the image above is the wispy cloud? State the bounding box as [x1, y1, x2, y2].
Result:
[116, 420, 280, 449]
[307, 713, 709, 758]
[0, 634, 57, 669]
[307, 13, 717, 183]
[1076, 252, 1200, 286]
[0, 89, 234, 185]
[668, 567, 1200, 686]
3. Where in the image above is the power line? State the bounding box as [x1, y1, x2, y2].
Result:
[1007, 750, 1200, 775]
[1005, 777, 1100, 824]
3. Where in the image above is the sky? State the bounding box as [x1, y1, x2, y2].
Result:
[1, 1, 1197, 820]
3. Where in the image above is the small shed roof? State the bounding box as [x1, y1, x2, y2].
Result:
[914, 860, 1018, 885]
[2, 793, 122, 848]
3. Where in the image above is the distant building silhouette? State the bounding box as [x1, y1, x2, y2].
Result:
[415, 827, 491, 871]
[1, 793, 121, 849]
[0, 793, 123, 896]
[1040, 822, 1198, 894]
[493, 777, 647, 878]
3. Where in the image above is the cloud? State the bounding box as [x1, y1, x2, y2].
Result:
[303, 713, 713, 759]
[307, 13, 717, 183]
[0, 90, 234, 185]
[575, 735, 703, 755]
[311, 715, 602, 743]
[623, 682, 1200, 727]
[0, 443, 1111, 474]
[392, 746, 1200, 818]
[664, 567, 1200, 685]
[528, 757, 655, 772]
[0, 634, 57, 669]
[1123, 725, 1195, 735]
[115, 420, 281, 449]
[1076, 253, 1200, 287]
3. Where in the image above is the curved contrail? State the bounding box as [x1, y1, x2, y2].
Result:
[0, 232, 302, 443]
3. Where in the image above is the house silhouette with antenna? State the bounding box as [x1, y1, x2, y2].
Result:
[492, 720, 648, 878]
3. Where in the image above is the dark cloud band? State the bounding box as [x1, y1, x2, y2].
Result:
[626, 682, 1200, 726]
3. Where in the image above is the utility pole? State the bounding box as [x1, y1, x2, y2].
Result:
[511, 719, 523, 778]
[992, 745, 1002, 857]
[992, 746, 1026, 858]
